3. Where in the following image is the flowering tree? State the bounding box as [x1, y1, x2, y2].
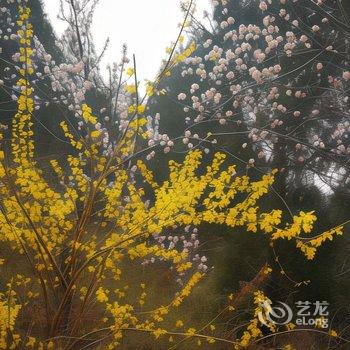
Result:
[152, 0, 350, 194]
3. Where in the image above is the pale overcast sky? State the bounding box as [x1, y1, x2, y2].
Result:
[42, 0, 211, 84]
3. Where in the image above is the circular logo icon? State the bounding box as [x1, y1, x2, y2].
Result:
[258, 300, 293, 326]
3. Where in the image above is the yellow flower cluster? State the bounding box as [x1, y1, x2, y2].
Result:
[12, 7, 34, 166]
[125, 84, 137, 94]
[0, 289, 21, 349]
[269, 212, 344, 259]
[0, 4, 343, 348]
[128, 243, 191, 273]
[235, 290, 274, 349]
[296, 225, 343, 260]
[137, 160, 158, 188]
[172, 272, 203, 307]
[17, 7, 34, 76]
[128, 104, 146, 115]
[174, 41, 197, 63]
[82, 104, 97, 124]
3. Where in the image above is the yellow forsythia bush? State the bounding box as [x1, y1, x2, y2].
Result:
[0, 5, 343, 350]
